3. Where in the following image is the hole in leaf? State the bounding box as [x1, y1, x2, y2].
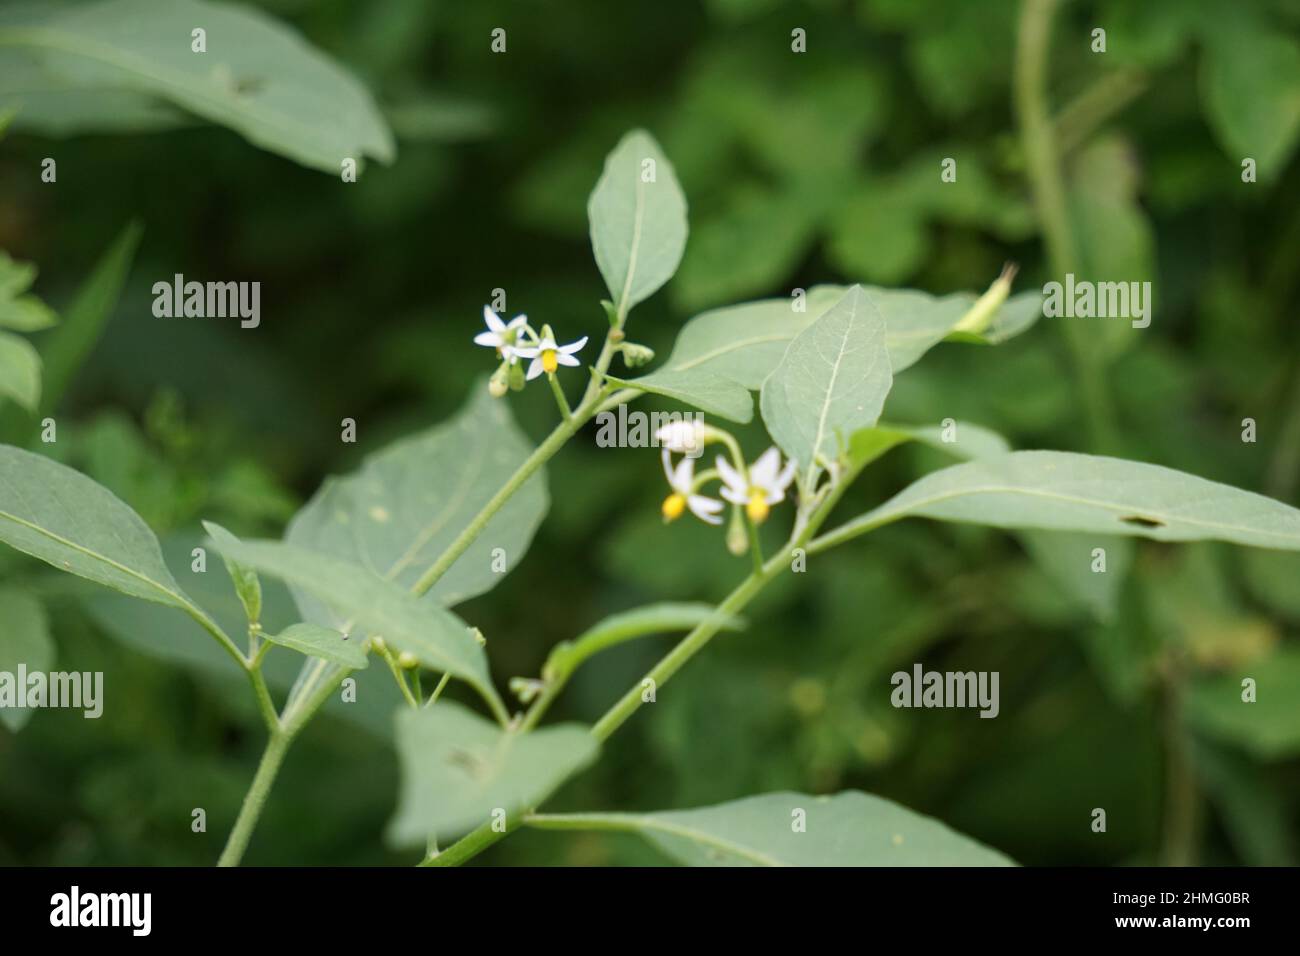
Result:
[1119, 514, 1166, 529]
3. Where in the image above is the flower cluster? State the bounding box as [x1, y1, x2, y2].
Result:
[656, 422, 797, 549]
[474, 306, 587, 396]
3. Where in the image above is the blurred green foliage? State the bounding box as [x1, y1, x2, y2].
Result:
[1, 0, 1298, 866]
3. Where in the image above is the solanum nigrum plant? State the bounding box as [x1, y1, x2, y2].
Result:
[3, 129, 1299, 868]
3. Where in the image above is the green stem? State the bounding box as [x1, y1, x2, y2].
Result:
[425, 672, 451, 707]
[217, 731, 290, 867]
[547, 373, 573, 420]
[222, 319, 629, 866]
[1014, 0, 1118, 454]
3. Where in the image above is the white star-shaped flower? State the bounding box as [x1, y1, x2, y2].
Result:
[661, 449, 724, 524]
[716, 446, 797, 523]
[515, 332, 588, 380]
[474, 306, 528, 364]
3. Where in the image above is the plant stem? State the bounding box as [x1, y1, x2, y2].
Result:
[217, 731, 290, 867]
[1014, 0, 1119, 454]
[220, 318, 629, 866]
[591, 558, 778, 741]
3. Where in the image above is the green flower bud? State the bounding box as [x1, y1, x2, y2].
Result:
[620, 342, 655, 368]
[488, 364, 510, 398]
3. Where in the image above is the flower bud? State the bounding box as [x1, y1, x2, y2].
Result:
[398, 651, 418, 669]
[488, 364, 510, 398]
[620, 342, 655, 367]
[726, 508, 748, 556]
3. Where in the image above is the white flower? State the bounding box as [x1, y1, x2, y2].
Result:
[716, 447, 797, 524]
[516, 332, 588, 380]
[474, 306, 528, 364]
[661, 449, 724, 525]
[655, 418, 707, 455]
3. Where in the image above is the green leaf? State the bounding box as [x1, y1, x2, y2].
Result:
[1187, 646, 1300, 759]
[535, 791, 1013, 866]
[654, 282, 1032, 398]
[0, 589, 53, 732]
[0, 331, 40, 410]
[203, 534, 495, 701]
[543, 602, 744, 682]
[847, 419, 1010, 471]
[265, 622, 368, 670]
[0, 250, 57, 331]
[1018, 531, 1133, 625]
[0, 444, 192, 608]
[604, 369, 752, 423]
[1200, 16, 1300, 177]
[37, 222, 142, 419]
[761, 285, 893, 479]
[588, 129, 688, 316]
[388, 702, 599, 844]
[816, 451, 1300, 552]
[0, 0, 395, 174]
[202, 521, 261, 625]
[285, 383, 547, 621]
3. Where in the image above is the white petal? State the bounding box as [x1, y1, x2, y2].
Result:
[687, 495, 724, 524]
[720, 485, 747, 505]
[556, 352, 581, 367]
[672, 456, 694, 491]
[715, 454, 746, 495]
[772, 454, 798, 492]
[514, 346, 540, 358]
[506, 314, 528, 330]
[537, 337, 557, 351]
[526, 358, 545, 381]
[661, 447, 675, 484]
[750, 447, 781, 487]
[474, 331, 502, 347]
[483, 306, 505, 333]
[766, 488, 785, 506]
[559, 336, 589, 355]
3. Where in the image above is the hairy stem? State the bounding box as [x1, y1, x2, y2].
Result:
[217, 731, 290, 867]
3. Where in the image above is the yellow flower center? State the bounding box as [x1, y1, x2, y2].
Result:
[542, 349, 559, 374]
[662, 493, 686, 521]
[746, 489, 770, 524]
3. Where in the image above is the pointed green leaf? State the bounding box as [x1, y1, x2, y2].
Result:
[0, 444, 191, 608]
[761, 285, 893, 478]
[532, 791, 1014, 866]
[388, 702, 599, 844]
[37, 222, 142, 420]
[0, 332, 40, 410]
[204, 534, 494, 700]
[0, 0, 394, 173]
[0, 589, 53, 732]
[604, 369, 752, 423]
[202, 521, 262, 625]
[266, 622, 368, 670]
[286, 383, 547, 623]
[815, 451, 1300, 553]
[588, 129, 687, 315]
